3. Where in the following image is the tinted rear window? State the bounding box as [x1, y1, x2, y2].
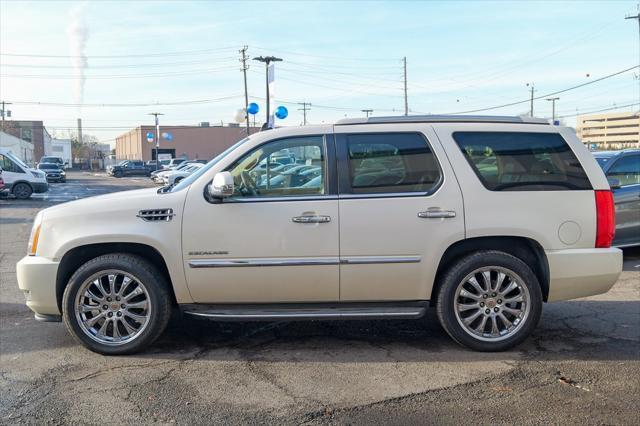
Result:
[453, 132, 592, 191]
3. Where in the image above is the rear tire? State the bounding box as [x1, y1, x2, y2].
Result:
[62, 253, 172, 355]
[436, 250, 542, 352]
[12, 182, 33, 199]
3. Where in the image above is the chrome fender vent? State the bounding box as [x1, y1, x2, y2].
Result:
[137, 208, 175, 222]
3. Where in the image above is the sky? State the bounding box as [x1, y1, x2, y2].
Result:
[0, 0, 637, 146]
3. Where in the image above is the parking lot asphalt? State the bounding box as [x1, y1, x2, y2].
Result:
[1, 171, 639, 424]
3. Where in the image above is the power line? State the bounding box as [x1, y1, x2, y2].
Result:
[0, 57, 238, 69]
[443, 65, 639, 115]
[0, 46, 238, 59]
[556, 101, 640, 119]
[1, 66, 238, 80]
[7, 95, 243, 108]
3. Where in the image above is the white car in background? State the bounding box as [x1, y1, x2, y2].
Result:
[162, 162, 204, 186]
[151, 161, 193, 184]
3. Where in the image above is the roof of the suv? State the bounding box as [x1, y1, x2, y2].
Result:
[335, 115, 550, 125]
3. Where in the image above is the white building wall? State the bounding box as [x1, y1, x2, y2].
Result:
[0, 131, 35, 165]
[50, 139, 72, 166]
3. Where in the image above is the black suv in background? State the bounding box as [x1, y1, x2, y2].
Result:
[37, 163, 66, 183]
[107, 160, 153, 178]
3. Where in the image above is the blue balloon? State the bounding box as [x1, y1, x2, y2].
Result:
[247, 102, 259, 115]
[275, 106, 288, 119]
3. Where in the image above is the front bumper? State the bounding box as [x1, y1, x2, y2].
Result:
[546, 248, 622, 302]
[17, 256, 61, 316]
[32, 182, 49, 193]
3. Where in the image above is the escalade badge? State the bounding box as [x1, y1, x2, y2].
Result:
[188, 251, 229, 256]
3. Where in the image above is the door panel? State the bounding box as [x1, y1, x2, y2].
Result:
[182, 134, 340, 303]
[183, 199, 340, 302]
[612, 184, 640, 246]
[335, 125, 465, 301]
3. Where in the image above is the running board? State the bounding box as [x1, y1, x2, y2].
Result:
[181, 302, 428, 321]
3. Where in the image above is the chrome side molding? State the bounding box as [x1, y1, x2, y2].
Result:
[188, 255, 421, 268]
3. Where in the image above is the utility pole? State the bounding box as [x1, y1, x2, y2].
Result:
[239, 46, 250, 135]
[403, 57, 408, 116]
[546, 97, 559, 123]
[253, 56, 283, 128]
[626, 4, 640, 113]
[526, 83, 535, 116]
[0, 101, 11, 129]
[361, 109, 373, 118]
[148, 112, 164, 171]
[297, 102, 311, 125]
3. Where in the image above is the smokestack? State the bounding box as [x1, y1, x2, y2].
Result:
[77, 118, 83, 144]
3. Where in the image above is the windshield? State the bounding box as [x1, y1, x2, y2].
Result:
[41, 157, 61, 163]
[38, 163, 60, 169]
[167, 137, 249, 193]
[7, 152, 29, 169]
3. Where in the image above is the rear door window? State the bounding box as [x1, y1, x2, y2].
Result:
[607, 154, 640, 186]
[341, 133, 441, 194]
[453, 132, 592, 191]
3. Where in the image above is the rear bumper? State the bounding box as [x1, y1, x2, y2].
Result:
[546, 248, 622, 302]
[17, 256, 61, 316]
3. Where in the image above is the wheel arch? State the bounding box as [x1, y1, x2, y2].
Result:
[10, 180, 34, 191]
[55, 242, 177, 313]
[430, 236, 550, 305]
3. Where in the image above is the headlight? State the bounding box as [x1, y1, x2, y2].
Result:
[60, 170, 66, 175]
[30, 170, 45, 179]
[28, 212, 43, 256]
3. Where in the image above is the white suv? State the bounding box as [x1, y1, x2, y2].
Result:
[17, 116, 622, 355]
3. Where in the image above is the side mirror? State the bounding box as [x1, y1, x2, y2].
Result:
[209, 171, 234, 199]
[607, 177, 621, 190]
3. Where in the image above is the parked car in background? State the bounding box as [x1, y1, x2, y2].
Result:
[164, 158, 188, 169]
[107, 160, 152, 178]
[39, 156, 67, 169]
[151, 160, 200, 183]
[0, 168, 5, 192]
[37, 163, 67, 183]
[162, 162, 205, 186]
[0, 147, 48, 199]
[17, 115, 623, 355]
[593, 149, 640, 247]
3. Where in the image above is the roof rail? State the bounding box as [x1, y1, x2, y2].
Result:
[335, 115, 550, 125]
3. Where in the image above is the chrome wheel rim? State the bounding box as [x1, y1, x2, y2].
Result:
[454, 266, 531, 342]
[75, 270, 151, 346]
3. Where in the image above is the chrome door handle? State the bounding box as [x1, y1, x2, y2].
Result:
[292, 215, 331, 224]
[418, 210, 456, 219]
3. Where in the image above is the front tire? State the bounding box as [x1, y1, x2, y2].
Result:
[113, 170, 123, 178]
[62, 253, 172, 355]
[12, 182, 33, 199]
[436, 250, 542, 352]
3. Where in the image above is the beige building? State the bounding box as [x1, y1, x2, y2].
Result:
[576, 111, 640, 149]
[115, 124, 259, 161]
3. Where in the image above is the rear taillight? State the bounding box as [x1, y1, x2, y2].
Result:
[595, 190, 615, 248]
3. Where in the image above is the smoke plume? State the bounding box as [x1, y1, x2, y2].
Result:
[67, 4, 89, 106]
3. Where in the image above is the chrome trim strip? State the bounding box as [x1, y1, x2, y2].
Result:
[340, 255, 422, 265]
[189, 257, 340, 268]
[189, 255, 421, 268]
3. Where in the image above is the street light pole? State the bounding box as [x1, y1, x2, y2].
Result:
[253, 56, 282, 128]
[546, 97, 559, 123]
[148, 112, 164, 171]
[526, 83, 535, 116]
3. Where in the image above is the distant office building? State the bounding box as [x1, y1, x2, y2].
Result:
[576, 111, 640, 150]
[115, 123, 259, 161]
[0, 120, 49, 161]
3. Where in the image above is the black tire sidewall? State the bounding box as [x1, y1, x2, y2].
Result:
[13, 183, 32, 199]
[436, 250, 542, 352]
[62, 253, 171, 355]
[114, 170, 123, 178]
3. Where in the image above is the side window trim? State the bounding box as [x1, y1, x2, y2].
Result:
[335, 131, 443, 198]
[218, 133, 338, 203]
